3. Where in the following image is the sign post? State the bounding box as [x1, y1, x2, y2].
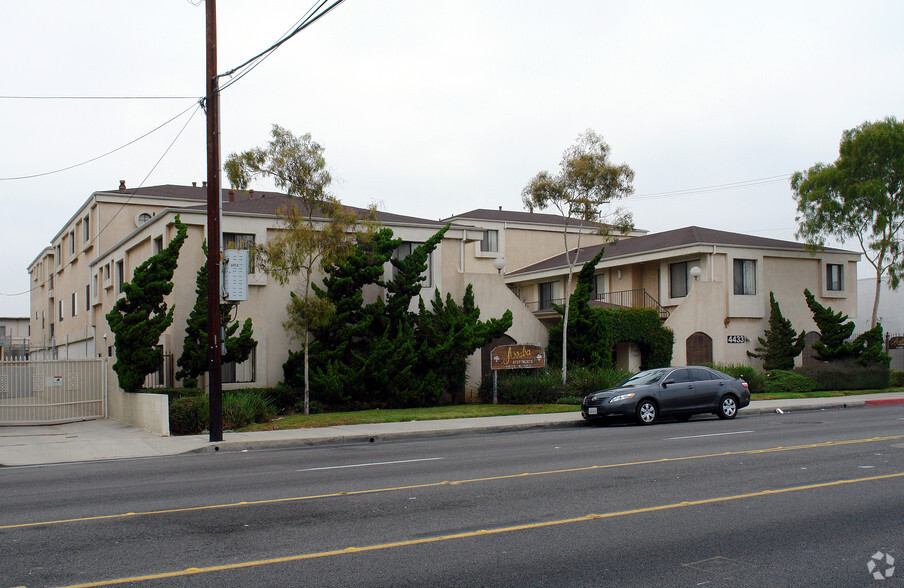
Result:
[490, 344, 546, 404]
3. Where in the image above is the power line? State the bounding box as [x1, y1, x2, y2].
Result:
[0, 101, 200, 181]
[0, 95, 196, 100]
[627, 174, 791, 201]
[217, 0, 346, 93]
[0, 105, 202, 298]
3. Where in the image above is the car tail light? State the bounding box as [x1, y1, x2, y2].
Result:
[741, 381, 749, 388]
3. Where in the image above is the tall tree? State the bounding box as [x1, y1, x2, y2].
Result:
[106, 215, 188, 392]
[792, 116, 904, 327]
[175, 242, 257, 387]
[803, 288, 854, 362]
[747, 292, 806, 370]
[522, 130, 634, 383]
[225, 125, 360, 414]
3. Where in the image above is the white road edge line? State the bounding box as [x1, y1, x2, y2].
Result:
[298, 457, 444, 472]
[667, 431, 754, 440]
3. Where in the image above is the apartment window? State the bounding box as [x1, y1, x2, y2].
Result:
[480, 229, 498, 253]
[393, 242, 432, 288]
[116, 260, 125, 293]
[589, 273, 607, 302]
[826, 264, 843, 291]
[72, 292, 77, 316]
[539, 281, 556, 309]
[104, 263, 110, 281]
[670, 262, 689, 298]
[223, 348, 256, 384]
[224, 233, 256, 273]
[59, 299, 64, 321]
[153, 236, 164, 254]
[69, 230, 75, 254]
[83, 215, 90, 242]
[93, 275, 98, 298]
[55, 244, 61, 266]
[733, 259, 756, 295]
[86, 285, 90, 311]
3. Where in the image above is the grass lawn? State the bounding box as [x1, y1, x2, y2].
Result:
[237, 387, 904, 432]
[750, 387, 903, 401]
[239, 403, 580, 432]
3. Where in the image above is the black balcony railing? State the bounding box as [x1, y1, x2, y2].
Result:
[523, 288, 669, 320]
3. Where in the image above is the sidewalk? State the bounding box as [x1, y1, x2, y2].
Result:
[2, 392, 903, 467]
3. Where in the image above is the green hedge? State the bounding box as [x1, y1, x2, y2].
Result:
[891, 371, 904, 387]
[795, 361, 890, 391]
[168, 388, 277, 435]
[763, 370, 819, 394]
[476, 366, 630, 405]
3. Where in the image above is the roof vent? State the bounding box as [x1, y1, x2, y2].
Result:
[192, 182, 197, 187]
[119, 180, 126, 190]
[202, 181, 208, 187]
[498, 206, 502, 211]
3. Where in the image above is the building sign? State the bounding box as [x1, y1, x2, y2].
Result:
[889, 336, 904, 349]
[491, 344, 545, 370]
[726, 335, 749, 344]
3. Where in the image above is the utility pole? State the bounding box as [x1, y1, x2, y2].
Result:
[205, 0, 223, 442]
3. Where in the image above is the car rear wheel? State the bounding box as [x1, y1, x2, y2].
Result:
[636, 400, 657, 425]
[717, 395, 738, 419]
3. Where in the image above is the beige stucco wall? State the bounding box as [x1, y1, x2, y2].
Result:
[105, 361, 170, 435]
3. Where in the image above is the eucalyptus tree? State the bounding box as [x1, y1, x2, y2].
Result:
[522, 130, 634, 382]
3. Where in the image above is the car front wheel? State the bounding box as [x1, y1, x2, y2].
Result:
[717, 395, 738, 419]
[636, 400, 657, 425]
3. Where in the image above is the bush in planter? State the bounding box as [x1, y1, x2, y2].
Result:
[170, 395, 209, 435]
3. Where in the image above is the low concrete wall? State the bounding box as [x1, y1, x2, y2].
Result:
[105, 363, 170, 436]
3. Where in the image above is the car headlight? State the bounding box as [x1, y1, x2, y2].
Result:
[609, 393, 635, 403]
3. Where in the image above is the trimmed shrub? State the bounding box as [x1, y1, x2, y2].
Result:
[795, 361, 890, 391]
[763, 370, 818, 395]
[169, 395, 209, 435]
[707, 363, 765, 395]
[477, 366, 630, 405]
[144, 387, 204, 401]
[891, 371, 904, 388]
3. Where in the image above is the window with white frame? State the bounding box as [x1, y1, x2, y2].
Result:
[826, 263, 844, 291]
[393, 241, 432, 288]
[83, 215, 90, 243]
[480, 229, 498, 253]
[116, 260, 124, 293]
[59, 299, 64, 321]
[69, 231, 75, 254]
[733, 259, 756, 295]
[589, 273, 607, 302]
[223, 347, 256, 384]
[72, 292, 77, 316]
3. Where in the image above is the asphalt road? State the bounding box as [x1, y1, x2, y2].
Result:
[2, 406, 903, 587]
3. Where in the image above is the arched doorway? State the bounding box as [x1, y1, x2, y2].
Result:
[801, 331, 821, 366]
[686, 332, 713, 365]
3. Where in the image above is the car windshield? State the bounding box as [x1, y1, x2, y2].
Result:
[617, 369, 669, 387]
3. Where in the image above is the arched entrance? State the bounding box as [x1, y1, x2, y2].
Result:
[801, 331, 821, 366]
[686, 332, 713, 365]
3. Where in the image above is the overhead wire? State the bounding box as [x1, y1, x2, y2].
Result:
[0, 101, 200, 181]
[0, 95, 196, 100]
[0, 104, 203, 298]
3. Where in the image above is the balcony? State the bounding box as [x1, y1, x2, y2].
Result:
[523, 288, 669, 320]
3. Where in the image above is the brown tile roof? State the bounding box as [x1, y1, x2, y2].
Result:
[99, 184, 446, 225]
[509, 225, 856, 275]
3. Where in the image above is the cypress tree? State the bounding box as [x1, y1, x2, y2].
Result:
[175, 242, 257, 386]
[803, 288, 854, 361]
[106, 215, 188, 392]
[748, 292, 806, 370]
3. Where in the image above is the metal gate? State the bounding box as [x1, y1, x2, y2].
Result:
[0, 359, 106, 425]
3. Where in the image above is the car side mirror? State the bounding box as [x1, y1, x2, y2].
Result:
[662, 379, 674, 387]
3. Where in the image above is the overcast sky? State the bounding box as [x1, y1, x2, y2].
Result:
[2, 1, 902, 317]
